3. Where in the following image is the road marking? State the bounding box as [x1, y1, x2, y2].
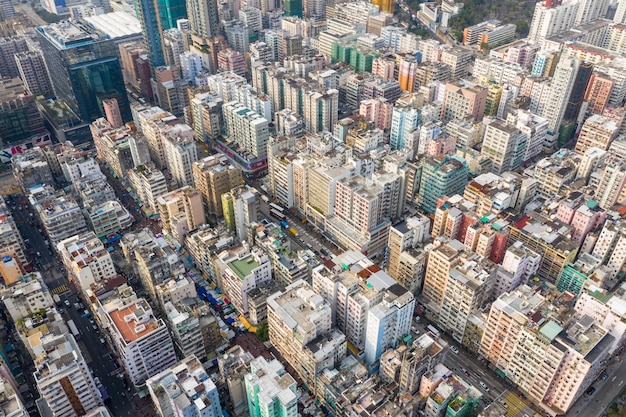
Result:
[620, 380, 624, 387]
[612, 376, 617, 382]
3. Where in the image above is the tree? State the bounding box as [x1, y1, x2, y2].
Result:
[515, 20, 529, 37]
[256, 322, 269, 342]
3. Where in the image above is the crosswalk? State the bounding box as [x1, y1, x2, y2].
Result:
[503, 391, 532, 417]
[51, 285, 69, 295]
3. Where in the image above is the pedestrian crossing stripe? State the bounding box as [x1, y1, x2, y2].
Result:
[51, 285, 69, 295]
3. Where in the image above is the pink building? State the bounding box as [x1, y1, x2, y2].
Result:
[425, 134, 457, 157]
[359, 98, 393, 130]
[570, 204, 606, 242]
[372, 57, 395, 81]
[217, 49, 245, 78]
[103, 98, 123, 128]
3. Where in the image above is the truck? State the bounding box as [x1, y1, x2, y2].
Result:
[289, 227, 298, 237]
[261, 195, 269, 203]
[68, 320, 81, 340]
[280, 220, 289, 228]
[53, 294, 61, 305]
[426, 324, 440, 338]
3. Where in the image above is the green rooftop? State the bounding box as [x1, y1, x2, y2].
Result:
[228, 255, 260, 279]
[540, 320, 563, 342]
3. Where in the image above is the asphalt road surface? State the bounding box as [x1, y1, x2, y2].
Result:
[566, 357, 626, 417]
[61, 291, 136, 417]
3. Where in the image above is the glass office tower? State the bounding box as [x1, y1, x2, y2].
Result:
[36, 21, 131, 124]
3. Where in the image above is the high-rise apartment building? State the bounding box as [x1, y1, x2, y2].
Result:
[192, 155, 243, 217]
[186, 0, 219, 39]
[542, 56, 580, 133]
[575, 114, 619, 154]
[386, 216, 430, 281]
[108, 298, 177, 386]
[245, 356, 298, 417]
[303, 89, 339, 133]
[528, 0, 579, 41]
[135, 0, 186, 67]
[421, 240, 465, 316]
[33, 332, 102, 416]
[480, 285, 613, 415]
[0, 37, 28, 79]
[164, 303, 205, 359]
[584, 72, 613, 115]
[129, 163, 168, 213]
[441, 81, 488, 122]
[162, 125, 198, 187]
[267, 280, 346, 392]
[222, 102, 270, 159]
[390, 105, 421, 152]
[417, 156, 469, 214]
[221, 247, 271, 316]
[157, 187, 206, 243]
[438, 256, 496, 342]
[222, 186, 259, 242]
[507, 212, 579, 284]
[364, 283, 415, 365]
[29, 185, 88, 246]
[480, 119, 527, 174]
[37, 21, 130, 123]
[14, 50, 54, 97]
[0, 78, 47, 146]
[58, 232, 117, 291]
[147, 355, 222, 417]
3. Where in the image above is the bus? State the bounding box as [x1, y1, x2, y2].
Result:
[271, 209, 286, 220]
[269, 203, 284, 213]
[68, 320, 81, 341]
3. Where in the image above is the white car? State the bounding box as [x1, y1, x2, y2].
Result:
[479, 381, 490, 392]
[449, 346, 459, 354]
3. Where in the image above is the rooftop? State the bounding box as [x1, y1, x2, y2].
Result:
[228, 253, 261, 279]
[84, 12, 141, 38]
[109, 300, 162, 343]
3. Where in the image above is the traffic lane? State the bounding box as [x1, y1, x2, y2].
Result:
[10, 197, 54, 267]
[444, 351, 501, 401]
[257, 200, 329, 260]
[257, 201, 307, 251]
[63, 294, 134, 417]
[569, 358, 626, 417]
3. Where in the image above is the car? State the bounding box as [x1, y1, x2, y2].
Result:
[449, 346, 459, 354]
[586, 386, 596, 395]
[64, 300, 71, 307]
[460, 367, 468, 375]
[94, 377, 101, 386]
[479, 381, 490, 392]
[99, 337, 105, 344]
[89, 319, 95, 325]
[92, 325, 98, 331]
[601, 374, 609, 381]
[497, 399, 508, 408]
